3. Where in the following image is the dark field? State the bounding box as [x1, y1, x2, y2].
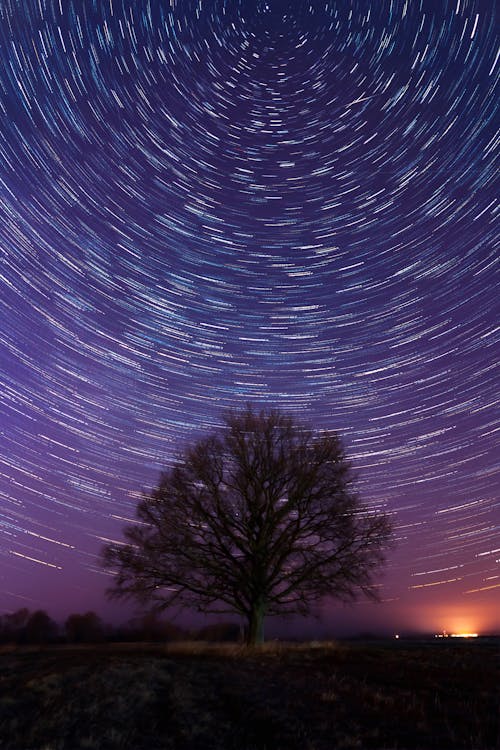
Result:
[0, 640, 498, 750]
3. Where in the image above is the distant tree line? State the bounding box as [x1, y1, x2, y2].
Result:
[0, 608, 240, 645]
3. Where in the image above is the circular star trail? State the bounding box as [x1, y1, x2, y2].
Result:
[0, 0, 498, 629]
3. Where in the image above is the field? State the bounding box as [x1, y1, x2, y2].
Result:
[0, 639, 497, 749]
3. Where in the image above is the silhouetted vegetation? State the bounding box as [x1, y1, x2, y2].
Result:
[0, 608, 191, 645]
[0, 608, 58, 645]
[103, 405, 392, 645]
[123, 611, 188, 643]
[0, 608, 30, 643]
[65, 611, 104, 643]
[24, 609, 58, 644]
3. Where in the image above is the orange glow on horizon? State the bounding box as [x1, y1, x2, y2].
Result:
[397, 598, 499, 636]
[445, 614, 483, 637]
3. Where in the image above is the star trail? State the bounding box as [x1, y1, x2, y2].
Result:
[0, 0, 498, 634]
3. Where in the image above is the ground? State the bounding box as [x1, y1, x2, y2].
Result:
[0, 639, 497, 749]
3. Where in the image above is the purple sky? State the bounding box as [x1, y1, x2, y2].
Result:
[0, 0, 498, 636]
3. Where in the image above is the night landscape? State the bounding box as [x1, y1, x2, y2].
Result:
[0, 0, 498, 748]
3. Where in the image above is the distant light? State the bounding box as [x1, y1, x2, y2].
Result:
[450, 633, 478, 638]
[394, 634, 400, 639]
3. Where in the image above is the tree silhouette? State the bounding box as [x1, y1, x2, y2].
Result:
[65, 611, 103, 643]
[103, 405, 392, 645]
[127, 611, 187, 642]
[25, 610, 58, 644]
[0, 608, 30, 643]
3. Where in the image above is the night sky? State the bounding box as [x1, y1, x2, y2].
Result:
[0, 0, 498, 636]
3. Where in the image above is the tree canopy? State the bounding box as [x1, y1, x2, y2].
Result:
[103, 405, 392, 644]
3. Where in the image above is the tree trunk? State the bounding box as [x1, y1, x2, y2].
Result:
[246, 602, 266, 645]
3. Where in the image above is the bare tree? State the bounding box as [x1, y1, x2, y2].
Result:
[103, 405, 392, 645]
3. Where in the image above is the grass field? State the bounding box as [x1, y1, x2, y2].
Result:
[0, 639, 498, 749]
